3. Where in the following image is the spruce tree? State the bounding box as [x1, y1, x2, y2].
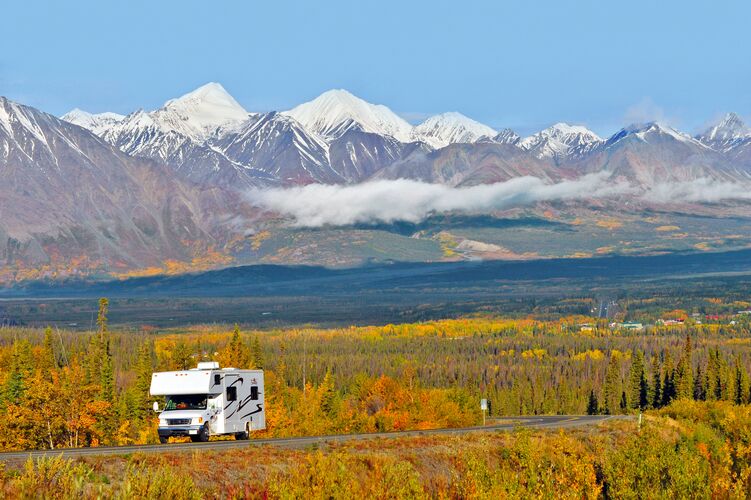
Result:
[96, 298, 116, 444]
[171, 341, 193, 370]
[3, 340, 32, 405]
[251, 336, 264, 369]
[98, 298, 115, 404]
[650, 355, 662, 409]
[661, 351, 676, 406]
[603, 353, 621, 415]
[319, 370, 338, 418]
[224, 324, 251, 368]
[674, 335, 694, 400]
[734, 357, 750, 405]
[628, 350, 648, 410]
[133, 341, 154, 421]
[40, 326, 57, 376]
[586, 390, 599, 415]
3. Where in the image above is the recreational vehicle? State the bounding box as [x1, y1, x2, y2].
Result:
[150, 362, 265, 443]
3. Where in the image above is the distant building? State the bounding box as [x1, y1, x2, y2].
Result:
[657, 319, 685, 326]
[617, 322, 644, 331]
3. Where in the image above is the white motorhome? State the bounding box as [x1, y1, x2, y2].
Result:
[150, 361, 265, 443]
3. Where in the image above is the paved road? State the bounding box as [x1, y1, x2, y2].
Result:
[0, 415, 626, 463]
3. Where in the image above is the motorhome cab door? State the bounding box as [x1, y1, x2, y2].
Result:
[207, 372, 226, 435]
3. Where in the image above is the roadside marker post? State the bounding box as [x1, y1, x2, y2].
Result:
[480, 399, 488, 426]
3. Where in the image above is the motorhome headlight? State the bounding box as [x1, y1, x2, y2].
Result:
[193, 417, 203, 424]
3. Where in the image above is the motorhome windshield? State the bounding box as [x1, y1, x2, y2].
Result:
[164, 394, 207, 411]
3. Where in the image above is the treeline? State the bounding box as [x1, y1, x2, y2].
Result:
[589, 334, 751, 415]
[0, 301, 479, 450]
[2, 309, 751, 450]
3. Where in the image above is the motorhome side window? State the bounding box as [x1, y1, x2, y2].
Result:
[226, 386, 237, 401]
[214, 374, 221, 385]
[251, 386, 259, 400]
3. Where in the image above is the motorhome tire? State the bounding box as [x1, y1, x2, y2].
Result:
[234, 430, 249, 440]
[191, 424, 210, 443]
[159, 436, 168, 444]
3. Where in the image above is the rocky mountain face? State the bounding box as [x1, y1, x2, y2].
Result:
[0, 96, 247, 280]
[1, 84, 750, 280]
[518, 123, 603, 162]
[60, 84, 751, 190]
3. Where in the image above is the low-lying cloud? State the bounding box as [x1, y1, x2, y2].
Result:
[245, 175, 751, 228]
[246, 174, 634, 227]
[643, 178, 751, 204]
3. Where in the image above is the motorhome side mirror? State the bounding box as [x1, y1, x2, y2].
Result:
[153, 401, 160, 412]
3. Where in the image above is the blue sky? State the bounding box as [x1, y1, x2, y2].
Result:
[2, 0, 749, 136]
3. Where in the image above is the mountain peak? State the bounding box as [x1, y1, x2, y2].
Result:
[493, 128, 521, 145]
[159, 82, 250, 141]
[61, 108, 125, 134]
[698, 112, 750, 145]
[607, 121, 707, 149]
[166, 82, 236, 105]
[519, 122, 602, 160]
[283, 89, 413, 142]
[413, 112, 496, 148]
[544, 122, 602, 140]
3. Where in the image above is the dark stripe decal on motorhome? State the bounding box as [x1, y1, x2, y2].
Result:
[240, 404, 263, 420]
[225, 390, 263, 419]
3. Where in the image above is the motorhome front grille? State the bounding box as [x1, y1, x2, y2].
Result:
[167, 419, 191, 426]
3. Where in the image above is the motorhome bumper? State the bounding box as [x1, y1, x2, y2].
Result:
[158, 425, 203, 437]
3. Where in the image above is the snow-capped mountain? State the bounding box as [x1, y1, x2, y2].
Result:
[283, 89, 414, 143]
[519, 123, 603, 161]
[212, 112, 340, 184]
[153, 82, 250, 142]
[0, 96, 242, 276]
[585, 122, 738, 186]
[374, 141, 561, 186]
[61, 109, 125, 135]
[412, 112, 496, 149]
[55, 82, 751, 189]
[605, 122, 708, 148]
[492, 128, 521, 145]
[6, 86, 751, 280]
[697, 113, 751, 153]
[74, 83, 269, 188]
[328, 128, 426, 182]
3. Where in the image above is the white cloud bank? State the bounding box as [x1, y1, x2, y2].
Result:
[245, 175, 751, 228]
[247, 176, 751, 228]
[246, 174, 636, 227]
[642, 178, 751, 204]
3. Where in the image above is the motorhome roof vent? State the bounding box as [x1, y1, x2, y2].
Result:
[196, 361, 220, 370]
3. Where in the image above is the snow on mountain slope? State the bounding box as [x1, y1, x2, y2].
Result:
[156, 82, 250, 141]
[605, 122, 710, 149]
[583, 121, 740, 186]
[0, 96, 247, 276]
[213, 112, 341, 184]
[520, 123, 602, 161]
[61, 109, 125, 135]
[283, 89, 414, 143]
[492, 128, 521, 145]
[697, 113, 751, 153]
[412, 112, 496, 148]
[101, 82, 250, 149]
